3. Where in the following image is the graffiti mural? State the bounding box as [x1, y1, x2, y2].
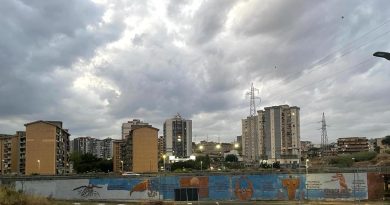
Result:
[73, 184, 102, 198]
[306, 173, 368, 200]
[180, 176, 209, 198]
[281, 175, 301, 200]
[12, 172, 372, 201]
[234, 176, 254, 200]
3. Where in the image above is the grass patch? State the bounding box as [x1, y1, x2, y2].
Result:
[329, 151, 378, 167]
[0, 186, 70, 205]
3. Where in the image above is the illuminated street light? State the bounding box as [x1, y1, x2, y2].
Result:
[234, 143, 239, 149]
[216, 144, 221, 149]
[162, 154, 167, 171]
[37, 160, 40, 173]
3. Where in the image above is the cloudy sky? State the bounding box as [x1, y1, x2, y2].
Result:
[1, 0, 390, 143]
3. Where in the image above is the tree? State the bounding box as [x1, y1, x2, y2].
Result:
[225, 154, 238, 162]
[70, 152, 113, 173]
[382, 135, 390, 145]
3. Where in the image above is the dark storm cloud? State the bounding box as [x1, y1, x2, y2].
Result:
[0, 0, 389, 142]
[0, 0, 123, 131]
[190, 0, 237, 44]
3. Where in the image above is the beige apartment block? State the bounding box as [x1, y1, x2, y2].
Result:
[113, 125, 159, 174]
[132, 126, 158, 173]
[25, 121, 70, 175]
[112, 139, 124, 173]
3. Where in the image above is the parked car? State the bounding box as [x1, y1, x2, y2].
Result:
[122, 172, 140, 176]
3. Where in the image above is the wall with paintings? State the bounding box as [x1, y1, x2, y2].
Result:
[11, 172, 379, 201]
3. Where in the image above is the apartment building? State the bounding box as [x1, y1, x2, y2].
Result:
[72, 137, 113, 159]
[0, 131, 27, 175]
[121, 119, 149, 139]
[113, 125, 159, 173]
[242, 105, 301, 165]
[163, 114, 192, 158]
[158, 136, 166, 157]
[337, 137, 369, 154]
[0, 134, 16, 174]
[25, 121, 70, 175]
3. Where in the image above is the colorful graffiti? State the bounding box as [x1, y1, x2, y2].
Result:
[180, 176, 209, 198]
[13, 172, 374, 201]
[73, 184, 102, 198]
[281, 176, 300, 200]
[306, 173, 368, 200]
[234, 176, 254, 200]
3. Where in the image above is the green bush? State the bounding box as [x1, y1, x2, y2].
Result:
[330, 151, 377, 167]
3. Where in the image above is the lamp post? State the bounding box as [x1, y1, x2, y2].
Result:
[1, 159, 4, 175]
[306, 159, 309, 200]
[162, 155, 166, 171]
[352, 157, 356, 202]
[37, 160, 40, 173]
[120, 160, 124, 173]
[201, 161, 203, 172]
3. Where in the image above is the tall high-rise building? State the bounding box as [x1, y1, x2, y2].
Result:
[163, 114, 192, 158]
[25, 121, 70, 175]
[71, 137, 113, 160]
[121, 119, 149, 139]
[242, 105, 301, 165]
[241, 115, 260, 162]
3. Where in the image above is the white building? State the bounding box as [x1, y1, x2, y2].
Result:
[163, 113, 192, 158]
[242, 105, 301, 166]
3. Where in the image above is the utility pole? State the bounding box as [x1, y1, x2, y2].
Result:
[320, 113, 329, 156]
[245, 83, 260, 162]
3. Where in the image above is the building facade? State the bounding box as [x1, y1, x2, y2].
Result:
[0, 131, 26, 175]
[163, 114, 192, 158]
[337, 137, 369, 154]
[158, 136, 166, 158]
[25, 121, 70, 175]
[121, 119, 149, 139]
[113, 125, 159, 173]
[242, 115, 260, 162]
[242, 105, 301, 165]
[72, 137, 113, 160]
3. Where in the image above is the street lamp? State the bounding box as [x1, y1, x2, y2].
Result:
[37, 160, 40, 173]
[352, 157, 356, 202]
[162, 155, 166, 171]
[199, 145, 204, 152]
[1, 159, 4, 175]
[234, 143, 239, 149]
[373, 51, 390, 60]
[120, 160, 124, 173]
[305, 159, 309, 200]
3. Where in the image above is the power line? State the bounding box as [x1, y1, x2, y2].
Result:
[270, 57, 374, 101]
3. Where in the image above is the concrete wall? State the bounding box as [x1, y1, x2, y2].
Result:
[6, 172, 382, 201]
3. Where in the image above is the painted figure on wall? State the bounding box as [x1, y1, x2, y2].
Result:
[180, 176, 209, 198]
[282, 176, 300, 200]
[73, 184, 102, 198]
[130, 179, 157, 197]
[234, 176, 254, 200]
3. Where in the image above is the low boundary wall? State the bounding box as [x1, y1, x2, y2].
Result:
[1, 172, 384, 201]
